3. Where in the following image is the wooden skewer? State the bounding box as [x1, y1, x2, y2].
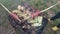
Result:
[40, 1, 60, 13]
[0, 3, 11, 14]
[0, 3, 21, 22]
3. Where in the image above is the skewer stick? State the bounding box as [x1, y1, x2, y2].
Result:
[0, 3, 11, 14]
[40, 1, 60, 12]
[0, 3, 21, 22]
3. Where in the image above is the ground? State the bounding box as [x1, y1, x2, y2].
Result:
[0, 26, 8, 34]
[0, 0, 60, 34]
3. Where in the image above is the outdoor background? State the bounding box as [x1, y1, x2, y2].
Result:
[0, 0, 60, 34]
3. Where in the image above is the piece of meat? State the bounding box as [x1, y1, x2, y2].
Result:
[31, 10, 41, 18]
